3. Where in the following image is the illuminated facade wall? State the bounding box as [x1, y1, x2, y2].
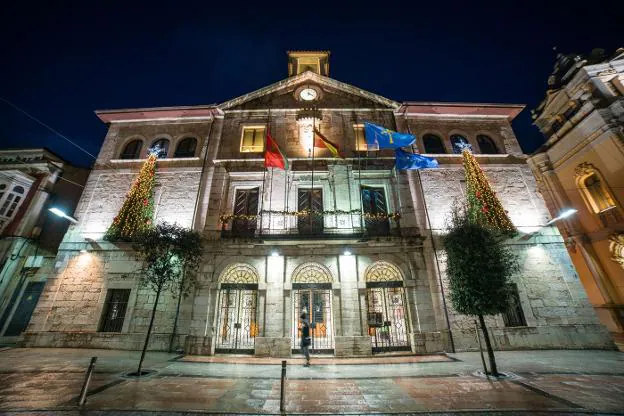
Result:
[23, 53, 615, 354]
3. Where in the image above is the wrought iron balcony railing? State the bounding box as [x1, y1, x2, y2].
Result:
[220, 211, 401, 239]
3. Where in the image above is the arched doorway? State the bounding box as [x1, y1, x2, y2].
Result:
[215, 263, 259, 354]
[365, 261, 410, 353]
[291, 263, 334, 353]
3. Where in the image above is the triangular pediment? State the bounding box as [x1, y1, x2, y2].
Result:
[218, 71, 399, 111]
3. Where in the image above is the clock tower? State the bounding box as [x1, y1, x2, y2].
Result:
[287, 50, 330, 77]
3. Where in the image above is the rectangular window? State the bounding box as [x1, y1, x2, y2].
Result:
[354, 124, 377, 152]
[99, 289, 131, 332]
[240, 127, 265, 153]
[502, 284, 527, 327]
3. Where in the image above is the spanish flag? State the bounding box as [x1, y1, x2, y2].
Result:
[314, 128, 344, 159]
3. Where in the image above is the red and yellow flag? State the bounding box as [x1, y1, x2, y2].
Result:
[314, 129, 344, 159]
[264, 131, 289, 170]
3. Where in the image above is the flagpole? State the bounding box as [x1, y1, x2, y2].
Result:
[259, 167, 266, 236]
[355, 113, 364, 230]
[393, 166, 402, 233]
[284, 169, 288, 232]
[268, 167, 274, 232]
[310, 106, 316, 232]
[416, 169, 455, 353]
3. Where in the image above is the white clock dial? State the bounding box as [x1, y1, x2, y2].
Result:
[300, 88, 318, 101]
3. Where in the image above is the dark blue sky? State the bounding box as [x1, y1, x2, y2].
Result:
[1, 1, 620, 167]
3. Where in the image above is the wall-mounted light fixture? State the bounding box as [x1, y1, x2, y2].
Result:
[49, 207, 78, 224]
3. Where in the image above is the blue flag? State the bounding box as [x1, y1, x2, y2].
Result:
[364, 122, 415, 149]
[395, 148, 439, 170]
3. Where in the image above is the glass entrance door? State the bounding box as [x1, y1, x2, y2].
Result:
[292, 287, 333, 353]
[366, 284, 410, 353]
[215, 286, 258, 353]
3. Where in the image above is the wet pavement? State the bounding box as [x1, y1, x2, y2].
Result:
[0, 348, 623, 415]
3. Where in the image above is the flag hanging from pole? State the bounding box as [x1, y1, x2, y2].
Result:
[395, 148, 439, 170]
[364, 122, 415, 149]
[264, 130, 289, 170]
[314, 128, 344, 159]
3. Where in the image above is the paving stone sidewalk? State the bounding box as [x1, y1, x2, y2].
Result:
[0, 348, 623, 415]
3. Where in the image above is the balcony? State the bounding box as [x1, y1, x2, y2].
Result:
[220, 211, 401, 240]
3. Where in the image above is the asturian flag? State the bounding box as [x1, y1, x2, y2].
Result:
[364, 122, 416, 149]
[395, 148, 439, 170]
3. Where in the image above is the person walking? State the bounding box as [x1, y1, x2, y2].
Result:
[300, 313, 311, 367]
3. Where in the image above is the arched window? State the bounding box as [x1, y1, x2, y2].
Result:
[120, 140, 142, 159]
[422, 134, 446, 154]
[477, 135, 499, 154]
[450, 135, 469, 154]
[174, 137, 197, 158]
[575, 164, 619, 222]
[150, 138, 170, 158]
[582, 173, 616, 213]
[0, 185, 26, 218]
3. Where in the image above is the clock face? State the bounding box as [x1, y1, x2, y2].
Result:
[299, 88, 318, 101]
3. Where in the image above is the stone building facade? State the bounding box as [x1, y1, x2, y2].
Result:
[528, 48, 624, 351]
[0, 148, 89, 343]
[23, 51, 614, 355]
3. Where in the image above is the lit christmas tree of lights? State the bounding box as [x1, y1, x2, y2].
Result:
[461, 145, 516, 235]
[104, 146, 160, 241]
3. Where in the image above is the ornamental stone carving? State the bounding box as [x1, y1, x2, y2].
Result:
[365, 261, 404, 282]
[609, 233, 624, 269]
[574, 162, 596, 178]
[219, 263, 259, 284]
[292, 262, 333, 283]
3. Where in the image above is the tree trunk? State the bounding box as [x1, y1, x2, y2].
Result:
[168, 277, 184, 353]
[478, 314, 499, 376]
[138, 288, 162, 375]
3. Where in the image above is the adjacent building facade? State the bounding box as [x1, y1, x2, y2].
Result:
[23, 51, 614, 356]
[528, 48, 624, 351]
[0, 148, 89, 342]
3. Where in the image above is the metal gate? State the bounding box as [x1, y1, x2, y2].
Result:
[366, 282, 410, 353]
[215, 284, 258, 353]
[292, 285, 334, 353]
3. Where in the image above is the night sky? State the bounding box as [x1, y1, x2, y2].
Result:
[1, 1, 621, 167]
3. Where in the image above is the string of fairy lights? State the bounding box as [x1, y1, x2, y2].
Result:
[219, 210, 401, 224]
[104, 154, 157, 241]
[462, 149, 517, 234]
